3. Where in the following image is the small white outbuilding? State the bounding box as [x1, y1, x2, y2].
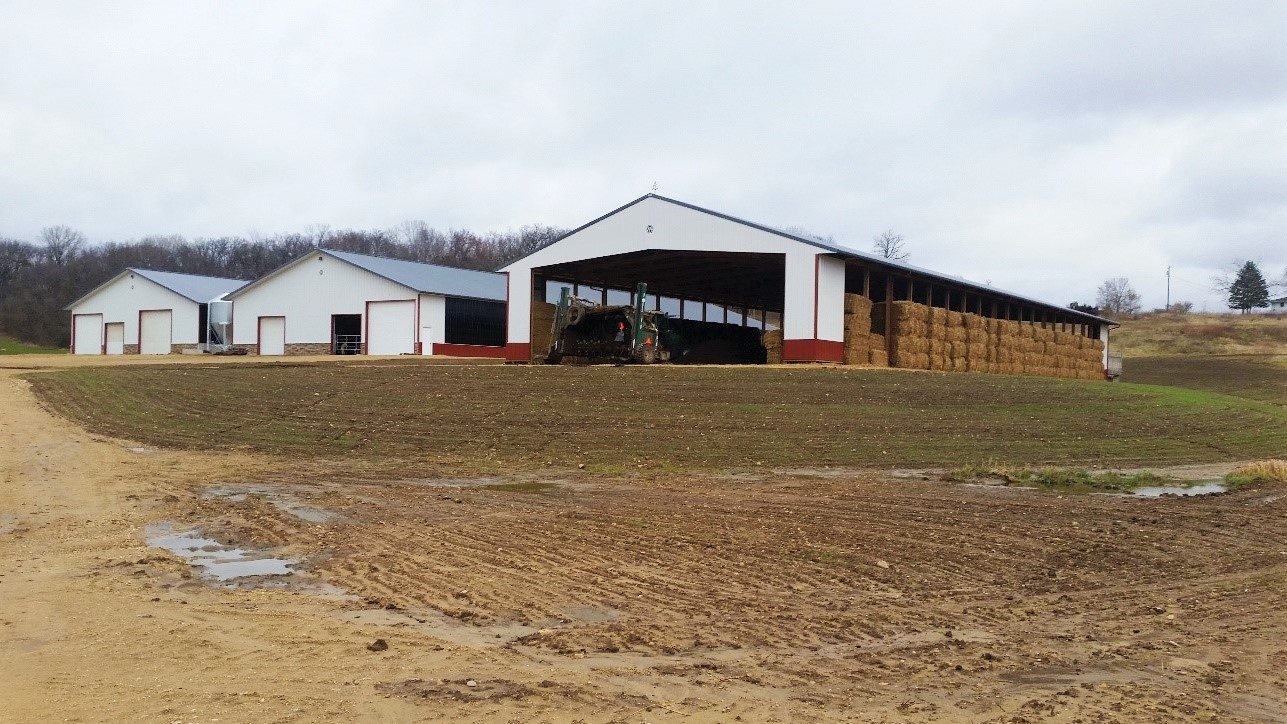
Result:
[226, 249, 508, 356]
[65, 268, 247, 355]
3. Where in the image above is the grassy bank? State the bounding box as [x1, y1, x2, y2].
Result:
[0, 336, 64, 355]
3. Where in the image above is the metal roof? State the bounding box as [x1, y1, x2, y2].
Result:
[321, 249, 507, 301]
[513, 194, 1116, 325]
[65, 268, 247, 309]
[131, 268, 247, 303]
[228, 249, 507, 301]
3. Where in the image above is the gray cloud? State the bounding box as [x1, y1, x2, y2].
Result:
[1, 0, 1283, 312]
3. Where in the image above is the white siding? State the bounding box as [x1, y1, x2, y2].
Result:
[72, 314, 103, 354]
[502, 196, 823, 345]
[68, 272, 199, 351]
[231, 253, 416, 347]
[419, 294, 446, 354]
[367, 300, 416, 355]
[816, 256, 846, 343]
[139, 310, 173, 354]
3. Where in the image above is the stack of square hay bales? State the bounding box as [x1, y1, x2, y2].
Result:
[842, 294, 887, 366]
[883, 303, 1104, 379]
[530, 302, 557, 363]
[888, 301, 931, 370]
[762, 329, 783, 364]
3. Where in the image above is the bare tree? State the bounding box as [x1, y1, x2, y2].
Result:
[1096, 277, 1142, 315]
[39, 225, 85, 266]
[872, 230, 908, 261]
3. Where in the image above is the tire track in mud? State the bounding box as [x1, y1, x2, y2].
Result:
[178, 467, 1287, 721]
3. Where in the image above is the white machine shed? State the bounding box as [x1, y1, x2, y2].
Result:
[65, 269, 246, 355]
[227, 249, 508, 356]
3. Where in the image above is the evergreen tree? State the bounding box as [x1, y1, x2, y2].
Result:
[1227, 261, 1270, 313]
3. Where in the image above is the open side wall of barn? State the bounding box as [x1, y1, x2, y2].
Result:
[68, 273, 200, 353]
[504, 196, 838, 362]
[231, 254, 416, 352]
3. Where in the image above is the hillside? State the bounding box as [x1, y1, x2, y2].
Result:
[1112, 312, 1287, 357]
[0, 335, 64, 355]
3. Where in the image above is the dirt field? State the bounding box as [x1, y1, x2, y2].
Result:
[3, 357, 1287, 722]
[1127, 355, 1287, 407]
[25, 362, 1287, 470]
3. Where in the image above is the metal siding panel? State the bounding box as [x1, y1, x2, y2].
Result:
[367, 300, 415, 355]
[72, 314, 103, 354]
[258, 317, 286, 355]
[139, 310, 173, 354]
[105, 323, 125, 354]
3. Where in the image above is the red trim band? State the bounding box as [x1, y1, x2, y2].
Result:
[782, 338, 843, 363]
[434, 342, 509, 359]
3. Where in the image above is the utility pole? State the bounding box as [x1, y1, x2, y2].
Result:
[1166, 265, 1171, 309]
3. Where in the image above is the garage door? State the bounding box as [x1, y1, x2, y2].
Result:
[105, 322, 125, 355]
[139, 310, 173, 354]
[258, 316, 286, 356]
[72, 314, 103, 355]
[367, 300, 415, 355]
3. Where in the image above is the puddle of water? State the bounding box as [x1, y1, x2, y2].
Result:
[147, 523, 298, 581]
[203, 485, 345, 524]
[1132, 482, 1228, 498]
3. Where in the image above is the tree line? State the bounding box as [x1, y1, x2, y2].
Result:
[0, 223, 565, 348]
[1084, 260, 1284, 317]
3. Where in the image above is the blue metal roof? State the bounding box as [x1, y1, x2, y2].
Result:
[130, 268, 247, 303]
[320, 249, 507, 301]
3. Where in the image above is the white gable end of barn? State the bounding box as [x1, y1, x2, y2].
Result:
[502, 195, 845, 351]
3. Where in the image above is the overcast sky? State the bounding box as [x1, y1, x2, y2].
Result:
[2, 1, 1284, 310]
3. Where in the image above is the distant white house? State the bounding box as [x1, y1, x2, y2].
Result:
[226, 249, 508, 356]
[1270, 296, 1287, 313]
[65, 269, 247, 355]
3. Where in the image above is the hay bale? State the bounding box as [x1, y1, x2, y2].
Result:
[966, 342, 988, 359]
[763, 329, 784, 364]
[929, 308, 948, 326]
[845, 294, 874, 315]
[891, 351, 928, 369]
[870, 333, 886, 350]
[892, 335, 929, 356]
[530, 302, 558, 362]
[844, 315, 872, 337]
[945, 327, 968, 344]
[963, 313, 986, 331]
[951, 358, 968, 372]
[966, 328, 989, 345]
[946, 310, 965, 327]
[892, 300, 930, 321]
[950, 340, 969, 358]
[868, 348, 888, 367]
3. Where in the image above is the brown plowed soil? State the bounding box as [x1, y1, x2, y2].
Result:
[2, 359, 1286, 722]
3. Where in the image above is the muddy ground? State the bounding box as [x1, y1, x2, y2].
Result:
[2, 360, 1286, 722]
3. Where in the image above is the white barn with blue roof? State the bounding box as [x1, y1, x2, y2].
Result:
[226, 249, 508, 356]
[65, 268, 247, 355]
